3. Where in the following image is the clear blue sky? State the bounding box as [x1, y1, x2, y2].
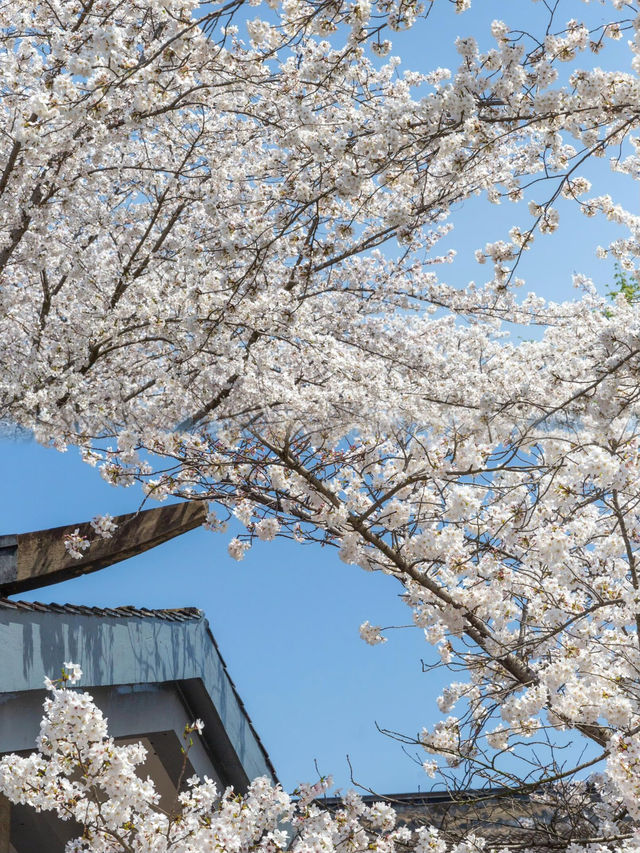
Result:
[2, 439, 450, 794]
[2, 1, 634, 796]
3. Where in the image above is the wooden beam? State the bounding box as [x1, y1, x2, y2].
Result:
[0, 794, 9, 853]
[0, 502, 207, 596]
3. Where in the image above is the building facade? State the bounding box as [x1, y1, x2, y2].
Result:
[0, 599, 276, 851]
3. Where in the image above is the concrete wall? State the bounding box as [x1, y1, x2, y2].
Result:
[0, 604, 274, 785]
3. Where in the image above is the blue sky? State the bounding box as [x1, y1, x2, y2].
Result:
[2, 438, 450, 794]
[3, 0, 636, 796]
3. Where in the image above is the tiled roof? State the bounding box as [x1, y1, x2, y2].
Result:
[321, 789, 528, 807]
[320, 789, 577, 847]
[0, 598, 203, 622]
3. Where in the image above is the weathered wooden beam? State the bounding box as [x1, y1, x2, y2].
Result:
[0, 502, 207, 596]
[0, 795, 8, 853]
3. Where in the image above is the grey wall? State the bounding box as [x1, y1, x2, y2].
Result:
[0, 605, 274, 785]
[0, 683, 221, 785]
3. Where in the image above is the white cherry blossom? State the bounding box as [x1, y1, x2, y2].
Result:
[4, 0, 640, 849]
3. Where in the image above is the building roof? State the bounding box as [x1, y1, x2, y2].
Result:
[0, 597, 277, 786]
[0, 598, 203, 622]
[320, 788, 588, 848]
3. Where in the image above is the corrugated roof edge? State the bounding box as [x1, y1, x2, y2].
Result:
[0, 598, 278, 782]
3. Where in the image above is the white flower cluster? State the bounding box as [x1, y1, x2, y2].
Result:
[420, 717, 461, 764]
[0, 667, 493, 853]
[63, 661, 83, 684]
[255, 518, 280, 541]
[359, 620, 387, 645]
[90, 514, 118, 539]
[63, 528, 90, 560]
[228, 538, 250, 561]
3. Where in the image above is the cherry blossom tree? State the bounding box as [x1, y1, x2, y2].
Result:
[1, 665, 451, 852]
[5, 0, 640, 849]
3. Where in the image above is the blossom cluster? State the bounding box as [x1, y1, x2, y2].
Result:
[0, 668, 486, 853]
[90, 514, 118, 539]
[63, 528, 90, 560]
